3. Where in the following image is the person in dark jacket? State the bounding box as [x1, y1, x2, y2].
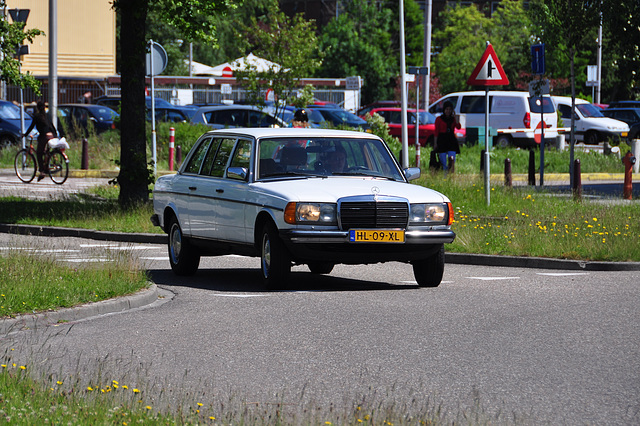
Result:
[433, 101, 461, 173]
[24, 100, 58, 181]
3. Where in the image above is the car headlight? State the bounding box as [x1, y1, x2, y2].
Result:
[285, 202, 337, 224]
[410, 203, 452, 225]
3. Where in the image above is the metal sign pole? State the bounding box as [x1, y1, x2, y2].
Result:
[484, 88, 490, 206]
[150, 40, 157, 176]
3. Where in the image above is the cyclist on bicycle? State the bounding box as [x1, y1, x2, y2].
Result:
[24, 100, 58, 181]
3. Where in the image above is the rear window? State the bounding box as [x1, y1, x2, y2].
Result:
[529, 97, 555, 114]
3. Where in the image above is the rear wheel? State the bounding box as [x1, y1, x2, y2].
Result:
[48, 151, 69, 184]
[412, 245, 445, 288]
[260, 221, 291, 289]
[495, 134, 512, 148]
[308, 262, 334, 275]
[168, 216, 200, 275]
[14, 149, 37, 183]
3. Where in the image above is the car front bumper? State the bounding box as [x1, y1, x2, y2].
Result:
[280, 228, 456, 264]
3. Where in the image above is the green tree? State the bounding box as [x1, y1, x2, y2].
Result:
[432, 4, 493, 95]
[235, 11, 321, 119]
[386, 0, 425, 67]
[0, 1, 44, 93]
[601, 0, 640, 100]
[113, 0, 232, 207]
[316, 0, 396, 104]
[490, 0, 533, 87]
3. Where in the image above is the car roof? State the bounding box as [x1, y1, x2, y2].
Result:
[439, 90, 532, 97]
[200, 127, 381, 140]
[194, 104, 270, 112]
[370, 107, 430, 112]
[551, 96, 589, 105]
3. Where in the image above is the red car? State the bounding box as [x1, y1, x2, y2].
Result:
[366, 107, 438, 147]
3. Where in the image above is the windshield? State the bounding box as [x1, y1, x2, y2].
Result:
[416, 111, 436, 124]
[0, 102, 22, 119]
[258, 137, 404, 181]
[576, 103, 604, 118]
[92, 106, 119, 120]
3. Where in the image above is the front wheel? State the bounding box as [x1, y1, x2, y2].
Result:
[168, 216, 200, 276]
[260, 221, 291, 289]
[584, 131, 600, 145]
[14, 149, 37, 183]
[48, 151, 69, 184]
[412, 244, 445, 288]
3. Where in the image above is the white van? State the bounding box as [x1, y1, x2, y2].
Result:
[429, 91, 558, 147]
[551, 96, 629, 144]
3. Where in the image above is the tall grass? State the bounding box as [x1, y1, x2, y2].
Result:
[422, 174, 640, 261]
[0, 248, 149, 318]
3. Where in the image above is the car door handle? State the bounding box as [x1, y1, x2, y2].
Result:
[216, 189, 224, 193]
[189, 186, 197, 191]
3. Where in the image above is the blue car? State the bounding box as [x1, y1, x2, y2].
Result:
[0, 100, 35, 149]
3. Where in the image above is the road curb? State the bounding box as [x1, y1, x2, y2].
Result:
[1, 222, 639, 272]
[0, 223, 167, 244]
[0, 284, 167, 335]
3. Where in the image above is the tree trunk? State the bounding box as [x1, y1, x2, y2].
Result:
[118, 0, 149, 207]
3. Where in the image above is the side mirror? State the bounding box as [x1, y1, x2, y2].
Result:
[227, 166, 248, 181]
[404, 167, 421, 181]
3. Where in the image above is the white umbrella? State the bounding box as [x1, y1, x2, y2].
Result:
[211, 53, 283, 76]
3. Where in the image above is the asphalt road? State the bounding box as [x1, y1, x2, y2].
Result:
[2, 233, 639, 424]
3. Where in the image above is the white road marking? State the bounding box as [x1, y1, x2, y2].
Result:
[467, 276, 520, 281]
[536, 272, 590, 276]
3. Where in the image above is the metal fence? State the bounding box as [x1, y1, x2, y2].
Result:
[6, 79, 347, 108]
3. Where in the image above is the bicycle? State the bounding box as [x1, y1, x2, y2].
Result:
[14, 136, 70, 184]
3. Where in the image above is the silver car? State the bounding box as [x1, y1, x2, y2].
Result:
[152, 128, 455, 289]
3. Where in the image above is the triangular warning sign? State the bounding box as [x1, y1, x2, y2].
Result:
[467, 44, 509, 86]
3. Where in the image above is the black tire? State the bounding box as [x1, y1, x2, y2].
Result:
[168, 216, 200, 276]
[48, 150, 69, 184]
[584, 131, 599, 145]
[14, 149, 37, 183]
[260, 221, 291, 289]
[495, 134, 512, 148]
[0, 134, 15, 150]
[308, 262, 334, 275]
[412, 244, 445, 288]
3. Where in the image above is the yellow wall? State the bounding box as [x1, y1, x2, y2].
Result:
[7, 0, 116, 78]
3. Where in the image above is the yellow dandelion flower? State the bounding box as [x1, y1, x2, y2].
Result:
[87, 386, 93, 391]
[197, 402, 203, 407]
[133, 388, 140, 393]
[57, 381, 63, 385]
[209, 417, 216, 421]
[1, 364, 6, 368]
[146, 406, 152, 410]
[123, 385, 128, 390]
[113, 380, 119, 385]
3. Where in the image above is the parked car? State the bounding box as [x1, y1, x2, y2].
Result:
[95, 95, 197, 119]
[602, 108, 640, 128]
[146, 107, 190, 123]
[0, 100, 35, 149]
[190, 105, 286, 128]
[151, 128, 455, 289]
[606, 100, 640, 109]
[306, 106, 370, 130]
[551, 96, 629, 144]
[367, 107, 442, 146]
[430, 91, 558, 147]
[57, 103, 118, 136]
[357, 100, 401, 117]
[628, 122, 640, 140]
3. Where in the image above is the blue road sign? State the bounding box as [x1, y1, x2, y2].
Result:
[531, 44, 545, 75]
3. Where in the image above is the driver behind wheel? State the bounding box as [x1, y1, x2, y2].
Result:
[324, 145, 347, 173]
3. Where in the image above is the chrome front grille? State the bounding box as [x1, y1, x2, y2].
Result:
[338, 196, 409, 230]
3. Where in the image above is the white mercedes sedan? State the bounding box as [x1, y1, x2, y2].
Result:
[152, 128, 455, 289]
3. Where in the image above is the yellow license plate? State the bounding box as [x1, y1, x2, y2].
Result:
[349, 229, 405, 243]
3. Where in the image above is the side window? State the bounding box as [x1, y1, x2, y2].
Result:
[228, 139, 253, 180]
[210, 138, 236, 177]
[430, 96, 457, 114]
[184, 137, 212, 174]
[460, 96, 485, 113]
[558, 104, 572, 120]
[200, 138, 223, 176]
